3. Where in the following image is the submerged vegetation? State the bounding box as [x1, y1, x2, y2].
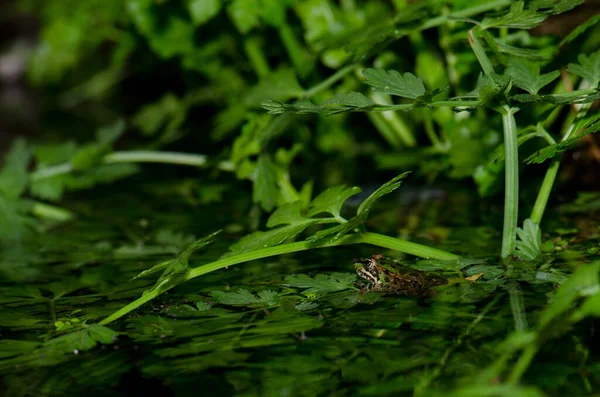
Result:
[1, 0, 600, 395]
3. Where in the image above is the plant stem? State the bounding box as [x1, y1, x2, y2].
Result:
[100, 232, 459, 324]
[468, 28, 495, 77]
[278, 23, 312, 77]
[530, 101, 592, 224]
[530, 158, 559, 224]
[360, 232, 459, 260]
[31, 201, 75, 221]
[244, 36, 270, 78]
[420, 0, 512, 31]
[499, 106, 519, 258]
[302, 64, 359, 98]
[507, 344, 538, 384]
[369, 92, 416, 147]
[30, 151, 235, 182]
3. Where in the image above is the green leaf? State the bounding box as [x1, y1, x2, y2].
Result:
[211, 288, 279, 307]
[492, 38, 552, 62]
[321, 92, 377, 114]
[127, 0, 196, 59]
[530, 0, 585, 15]
[262, 99, 323, 115]
[227, 0, 261, 34]
[481, 1, 549, 30]
[362, 69, 426, 99]
[559, 12, 600, 48]
[253, 155, 279, 212]
[567, 50, 600, 87]
[357, 172, 409, 216]
[515, 219, 542, 261]
[308, 173, 408, 245]
[306, 214, 365, 245]
[132, 93, 185, 138]
[187, 0, 222, 26]
[71, 120, 125, 170]
[283, 273, 356, 296]
[243, 68, 304, 107]
[506, 58, 560, 95]
[134, 231, 220, 290]
[267, 201, 314, 228]
[306, 185, 361, 219]
[0, 139, 30, 199]
[525, 117, 600, 164]
[226, 224, 309, 256]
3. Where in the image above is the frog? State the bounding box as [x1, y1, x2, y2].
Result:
[354, 254, 448, 296]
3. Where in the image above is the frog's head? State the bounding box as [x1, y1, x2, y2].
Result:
[354, 258, 379, 283]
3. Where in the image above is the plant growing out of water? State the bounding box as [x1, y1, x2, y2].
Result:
[0, 1, 598, 325]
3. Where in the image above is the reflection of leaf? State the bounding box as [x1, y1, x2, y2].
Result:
[539, 261, 600, 328]
[211, 289, 279, 307]
[45, 324, 118, 353]
[515, 219, 542, 261]
[283, 273, 356, 296]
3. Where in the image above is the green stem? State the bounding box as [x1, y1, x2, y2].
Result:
[31, 201, 75, 222]
[499, 106, 519, 258]
[31, 150, 235, 181]
[302, 64, 359, 98]
[530, 159, 559, 224]
[369, 92, 416, 147]
[244, 36, 270, 78]
[419, 0, 512, 31]
[360, 232, 459, 260]
[507, 344, 538, 384]
[468, 28, 495, 77]
[530, 102, 592, 224]
[278, 23, 312, 77]
[100, 232, 458, 325]
[367, 112, 404, 148]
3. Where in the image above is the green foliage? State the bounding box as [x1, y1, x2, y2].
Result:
[134, 231, 220, 293]
[362, 69, 427, 99]
[515, 219, 542, 261]
[506, 58, 560, 95]
[567, 50, 600, 87]
[227, 174, 406, 255]
[480, 1, 549, 30]
[525, 116, 600, 164]
[4, 1, 600, 394]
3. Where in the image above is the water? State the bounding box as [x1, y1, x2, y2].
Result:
[0, 184, 598, 396]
